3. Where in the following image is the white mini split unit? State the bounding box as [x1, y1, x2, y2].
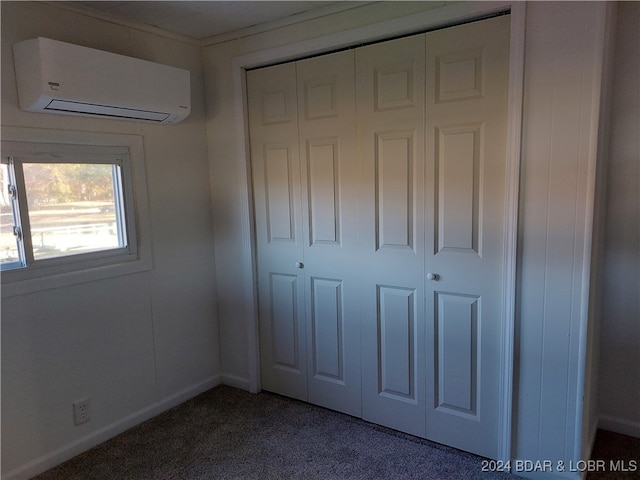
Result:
[12, 37, 190, 124]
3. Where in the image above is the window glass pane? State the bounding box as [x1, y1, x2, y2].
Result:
[0, 163, 20, 265]
[22, 163, 125, 260]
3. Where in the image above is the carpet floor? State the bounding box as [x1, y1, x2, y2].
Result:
[33, 385, 523, 480]
[587, 429, 640, 480]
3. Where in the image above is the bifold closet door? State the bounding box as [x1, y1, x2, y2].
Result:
[424, 15, 510, 459]
[248, 50, 361, 416]
[248, 63, 307, 401]
[249, 13, 511, 459]
[356, 34, 427, 438]
[296, 51, 361, 417]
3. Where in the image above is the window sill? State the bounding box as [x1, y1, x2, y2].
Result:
[1, 252, 152, 297]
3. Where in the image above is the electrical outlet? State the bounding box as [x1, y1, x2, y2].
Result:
[73, 397, 90, 425]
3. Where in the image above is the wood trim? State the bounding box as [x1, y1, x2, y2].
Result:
[231, 55, 262, 394]
[499, 1, 526, 462]
[575, 0, 618, 463]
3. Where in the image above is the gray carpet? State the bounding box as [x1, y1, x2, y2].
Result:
[587, 430, 640, 480]
[33, 385, 521, 480]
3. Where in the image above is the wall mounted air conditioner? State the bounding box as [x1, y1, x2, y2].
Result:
[12, 37, 190, 124]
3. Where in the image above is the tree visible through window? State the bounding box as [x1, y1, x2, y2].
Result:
[1, 141, 136, 273]
[23, 163, 125, 260]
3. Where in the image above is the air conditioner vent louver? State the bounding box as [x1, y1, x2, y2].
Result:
[45, 100, 170, 122]
[13, 38, 190, 125]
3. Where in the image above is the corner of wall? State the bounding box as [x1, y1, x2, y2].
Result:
[598, 416, 640, 439]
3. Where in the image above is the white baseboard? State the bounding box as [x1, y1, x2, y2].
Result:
[2, 374, 222, 480]
[221, 373, 250, 391]
[598, 415, 640, 438]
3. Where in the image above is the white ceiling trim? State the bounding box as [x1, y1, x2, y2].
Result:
[47, 1, 372, 48]
[200, 2, 372, 46]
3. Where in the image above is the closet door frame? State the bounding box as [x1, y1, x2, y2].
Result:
[232, 0, 526, 462]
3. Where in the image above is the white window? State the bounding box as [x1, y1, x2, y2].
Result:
[1, 130, 152, 296]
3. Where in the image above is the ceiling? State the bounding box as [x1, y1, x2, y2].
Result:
[65, 1, 360, 42]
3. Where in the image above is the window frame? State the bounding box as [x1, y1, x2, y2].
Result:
[1, 161, 25, 271]
[1, 128, 152, 297]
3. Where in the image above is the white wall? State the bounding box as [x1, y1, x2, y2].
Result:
[599, 1, 640, 438]
[1, 2, 220, 477]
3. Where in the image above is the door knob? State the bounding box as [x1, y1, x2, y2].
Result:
[295, 261, 304, 269]
[427, 272, 439, 281]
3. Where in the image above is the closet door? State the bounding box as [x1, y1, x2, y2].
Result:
[356, 35, 427, 437]
[424, 15, 510, 459]
[250, 51, 361, 416]
[296, 51, 361, 416]
[249, 14, 511, 458]
[248, 63, 307, 401]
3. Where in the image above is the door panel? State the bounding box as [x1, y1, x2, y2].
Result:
[425, 15, 510, 458]
[307, 139, 340, 245]
[310, 276, 343, 381]
[270, 273, 303, 370]
[376, 132, 416, 250]
[435, 292, 479, 417]
[264, 145, 297, 242]
[357, 34, 426, 438]
[248, 63, 307, 401]
[436, 124, 482, 254]
[297, 50, 361, 417]
[377, 285, 417, 401]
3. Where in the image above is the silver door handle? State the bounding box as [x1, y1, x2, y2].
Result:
[427, 273, 439, 281]
[295, 261, 304, 269]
